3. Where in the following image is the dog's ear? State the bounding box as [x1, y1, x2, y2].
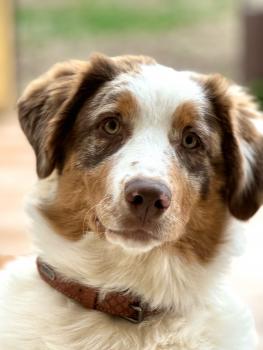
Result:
[203, 74, 263, 220]
[18, 61, 80, 178]
[18, 55, 118, 178]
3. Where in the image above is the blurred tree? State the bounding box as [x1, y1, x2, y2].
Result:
[0, 0, 16, 112]
[243, 0, 263, 106]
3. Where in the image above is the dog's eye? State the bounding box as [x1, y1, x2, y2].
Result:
[102, 118, 120, 135]
[182, 131, 200, 149]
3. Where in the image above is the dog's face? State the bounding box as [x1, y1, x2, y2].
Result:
[18, 54, 263, 259]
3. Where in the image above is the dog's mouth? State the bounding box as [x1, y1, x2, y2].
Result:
[106, 228, 157, 241]
[96, 216, 162, 251]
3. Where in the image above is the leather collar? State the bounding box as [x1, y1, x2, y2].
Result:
[36, 257, 158, 323]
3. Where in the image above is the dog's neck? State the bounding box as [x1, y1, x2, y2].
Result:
[26, 202, 242, 316]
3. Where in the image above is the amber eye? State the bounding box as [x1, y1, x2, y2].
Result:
[182, 131, 200, 149]
[102, 118, 120, 135]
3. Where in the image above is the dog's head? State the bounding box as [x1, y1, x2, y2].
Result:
[18, 54, 263, 259]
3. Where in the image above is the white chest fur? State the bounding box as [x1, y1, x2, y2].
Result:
[0, 224, 257, 350]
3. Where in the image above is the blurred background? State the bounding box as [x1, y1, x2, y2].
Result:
[0, 0, 262, 347]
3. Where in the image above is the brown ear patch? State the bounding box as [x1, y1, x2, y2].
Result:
[202, 74, 263, 220]
[18, 53, 155, 179]
[18, 55, 120, 178]
[45, 55, 120, 175]
[18, 61, 80, 177]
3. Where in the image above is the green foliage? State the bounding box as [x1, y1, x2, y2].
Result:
[17, 0, 233, 44]
[251, 80, 263, 108]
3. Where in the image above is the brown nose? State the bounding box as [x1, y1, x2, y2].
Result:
[124, 178, 171, 224]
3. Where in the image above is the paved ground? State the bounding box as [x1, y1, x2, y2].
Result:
[0, 115, 262, 347]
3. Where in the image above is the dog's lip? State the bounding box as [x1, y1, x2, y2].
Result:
[96, 216, 159, 242]
[106, 228, 158, 241]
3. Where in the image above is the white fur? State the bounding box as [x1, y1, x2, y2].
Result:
[0, 177, 257, 349]
[240, 140, 255, 188]
[239, 117, 263, 193]
[0, 63, 258, 349]
[110, 64, 206, 196]
[251, 118, 263, 136]
[99, 65, 207, 251]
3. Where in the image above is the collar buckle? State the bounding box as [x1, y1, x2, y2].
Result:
[122, 305, 144, 324]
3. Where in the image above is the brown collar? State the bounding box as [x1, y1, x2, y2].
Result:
[36, 257, 158, 323]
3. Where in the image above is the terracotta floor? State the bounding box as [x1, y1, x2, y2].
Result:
[0, 115, 262, 348]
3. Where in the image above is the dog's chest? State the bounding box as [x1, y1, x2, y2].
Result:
[0, 258, 256, 350]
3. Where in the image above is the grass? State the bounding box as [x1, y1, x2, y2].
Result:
[17, 0, 234, 44]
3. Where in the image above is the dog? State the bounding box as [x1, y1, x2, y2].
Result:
[0, 54, 262, 349]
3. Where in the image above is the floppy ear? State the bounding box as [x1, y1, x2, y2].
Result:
[18, 55, 118, 178]
[203, 74, 263, 220]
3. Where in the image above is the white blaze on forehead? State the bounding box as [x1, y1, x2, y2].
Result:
[109, 126, 172, 201]
[116, 64, 206, 126]
[108, 63, 206, 198]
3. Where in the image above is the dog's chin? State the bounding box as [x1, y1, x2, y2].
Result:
[105, 229, 161, 253]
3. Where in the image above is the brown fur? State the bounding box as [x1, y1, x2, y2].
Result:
[115, 90, 139, 121]
[41, 154, 110, 240]
[112, 54, 156, 73]
[68, 91, 139, 170]
[166, 134, 227, 263]
[18, 54, 263, 264]
[176, 176, 228, 263]
[18, 60, 83, 178]
[202, 74, 263, 220]
[18, 54, 152, 179]
[172, 101, 200, 130]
